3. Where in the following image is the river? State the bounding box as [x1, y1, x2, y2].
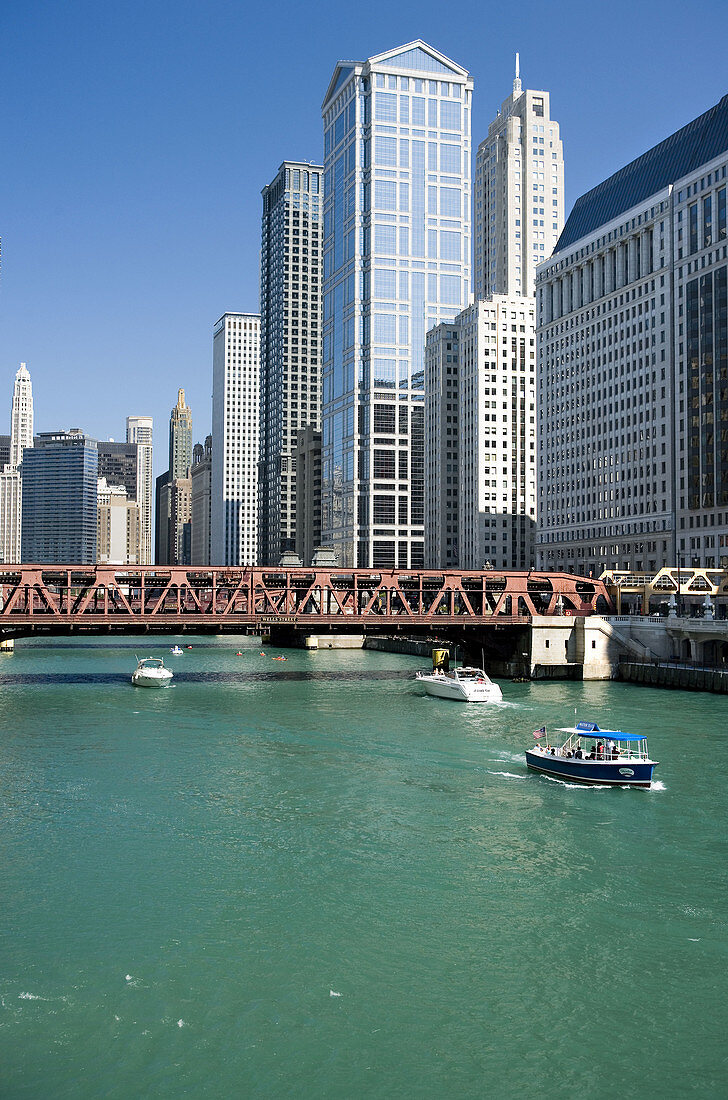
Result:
[1, 637, 726, 1097]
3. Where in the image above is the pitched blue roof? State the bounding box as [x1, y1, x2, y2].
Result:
[555, 94, 728, 253]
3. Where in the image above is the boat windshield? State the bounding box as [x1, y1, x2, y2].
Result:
[139, 658, 164, 668]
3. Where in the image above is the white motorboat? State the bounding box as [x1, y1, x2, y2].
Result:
[131, 657, 173, 688]
[170, 645, 183, 655]
[415, 666, 503, 703]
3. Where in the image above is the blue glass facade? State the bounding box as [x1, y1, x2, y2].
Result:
[21, 431, 98, 563]
[321, 42, 472, 567]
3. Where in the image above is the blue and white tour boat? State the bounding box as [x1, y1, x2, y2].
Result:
[525, 721, 658, 788]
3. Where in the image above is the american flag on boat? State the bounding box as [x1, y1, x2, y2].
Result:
[533, 726, 546, 739]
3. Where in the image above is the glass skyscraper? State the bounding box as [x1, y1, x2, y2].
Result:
[321, 41, 472, 568]
[259, 161, 322, 565]
[21, 430, 98, 564]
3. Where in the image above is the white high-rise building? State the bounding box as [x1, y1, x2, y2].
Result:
[259, 161, 323, 565]
[211, 312, 260, 565]
[0, 363, 34, 563]
[125, 415, 153, 564]
[425, 297, 537, 570]
[321, 40, 472, 568]
[536, 94, 728, 575]
[474, 59, 564, 300]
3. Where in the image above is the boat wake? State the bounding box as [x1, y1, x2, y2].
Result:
[650, 780, 667, 791]
[486, 770, 528, 780]
[541, 774, 611, 790]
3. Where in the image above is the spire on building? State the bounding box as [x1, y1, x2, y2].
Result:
[513, 52, 522, 96]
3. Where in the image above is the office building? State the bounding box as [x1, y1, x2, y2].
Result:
[155, 390, 193, 565]
[169, 388, 193, 480]
[155, 474, 191, 565]
[474, 60, 564, 300]
[169, 476, 191, 565]
[97, 477, 140, 564]
[21, 429, 98, 563]
[0, 363, 34, 563]
[211, 312, 260, 565]
[294, 425, 322, 565]
[536, 93, 728, 574]
[126, 416, 153, 564]
[97, 441, 138, 501]
[259, 161, 323, 564]
[191, 436, 212, 565]
[321, 41, 472, 568]
[425, 297, 537, 569]
[155, 471, 171, 563]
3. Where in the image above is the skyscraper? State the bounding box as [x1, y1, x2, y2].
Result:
[321, 41, 472, 568]
[191, 436, 212, 565]
[21, 429, 98, 563]
[169, 388, 193, 480]
[259, 161, 323, 565]
[97, 441, 138, 501]
[474, 59, 564, 299]
[536, 93, 728, 575]
[211, 312, 260, 565]
[0, 363, 34, 563]
[155, 390, 193, 565]
[126, 416, 153, 564]
[425, 297, 537, 570]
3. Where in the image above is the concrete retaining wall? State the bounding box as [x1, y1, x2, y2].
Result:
[363, 636, 439, 658]
[619, 661, 728, 693]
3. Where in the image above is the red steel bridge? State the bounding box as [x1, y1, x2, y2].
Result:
[0, 565, 613, 637]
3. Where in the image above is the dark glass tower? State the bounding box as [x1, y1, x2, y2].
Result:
[21, 430, 98, 563]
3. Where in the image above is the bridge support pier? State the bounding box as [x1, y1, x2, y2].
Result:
[265, 627, 365, 650]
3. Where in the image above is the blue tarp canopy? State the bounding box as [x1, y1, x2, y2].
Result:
[565, 722, 646, 742]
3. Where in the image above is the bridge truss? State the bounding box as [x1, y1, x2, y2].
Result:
[0, 565, 613, 635]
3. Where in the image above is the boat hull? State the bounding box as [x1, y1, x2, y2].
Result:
[132, 673, 172, 688]
[417, 677, 502, 703]
[525, 750, 655, 787]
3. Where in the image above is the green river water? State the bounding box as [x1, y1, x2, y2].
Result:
[0, 637, 726, 1098]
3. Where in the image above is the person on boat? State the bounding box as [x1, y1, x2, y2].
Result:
[588, 745, 597, 760]
[574, 743, 583, 759]
[596, 741, 605, 759]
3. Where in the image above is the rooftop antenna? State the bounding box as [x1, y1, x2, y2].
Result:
[513, 52, 522, 96]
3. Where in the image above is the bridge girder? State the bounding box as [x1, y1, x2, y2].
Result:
[0, 565, 613, 634]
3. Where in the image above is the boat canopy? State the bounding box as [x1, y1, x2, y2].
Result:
[557, 724, 646, 743]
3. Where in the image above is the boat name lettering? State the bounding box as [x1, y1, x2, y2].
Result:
[618, 767, 635, 777]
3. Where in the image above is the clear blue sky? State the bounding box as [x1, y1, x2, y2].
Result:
[1, 0, 726, 476]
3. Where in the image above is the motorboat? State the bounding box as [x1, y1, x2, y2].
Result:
[415, 666, 503, 703]
[131, 657, 173, 688]
[170, 645, 183, 655]
[525, 720, 658, 788]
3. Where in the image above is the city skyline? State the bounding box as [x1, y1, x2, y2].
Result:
[2, 0, 726, 475]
